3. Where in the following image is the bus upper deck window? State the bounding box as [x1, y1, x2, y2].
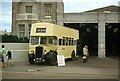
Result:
[72, 38, 74, 45]
[59, 39, 62, 45]
[69, 38, 71, 46]
[66, 37, 68, 46]
[40, 37, 46, 44]
[63, 37, 65, 46]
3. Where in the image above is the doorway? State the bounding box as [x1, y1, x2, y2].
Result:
[64, 23, 98, 56]
[105, 23, 119, 57]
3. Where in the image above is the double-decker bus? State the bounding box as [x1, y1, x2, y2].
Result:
[28, 22, 79, 65]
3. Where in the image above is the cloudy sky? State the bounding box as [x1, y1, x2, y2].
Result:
[64, 0, 119, 12]
[0, 0, 119, 32]
[0, 0, 12, 32]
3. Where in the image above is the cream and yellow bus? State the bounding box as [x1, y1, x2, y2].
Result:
[28, 22, 79, 65]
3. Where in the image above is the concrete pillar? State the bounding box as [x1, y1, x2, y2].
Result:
[16, 23, 19, 38]
[25, 23, 29, 38]
[98, 21, 106, 57]
[97, 12, 106, 57]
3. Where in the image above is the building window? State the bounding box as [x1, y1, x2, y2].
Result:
[18, 24, 25, 38]
[19, 24, 25, 31]
[19, 32, 25, 38]
[44, 4, 52, 17]
[26, 6, 32, 13]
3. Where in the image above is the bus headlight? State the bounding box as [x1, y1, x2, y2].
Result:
[44, 50, 47, 55]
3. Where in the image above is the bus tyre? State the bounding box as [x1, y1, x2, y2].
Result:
[71, 51, 76, 61]
[29, 57, 35, 64]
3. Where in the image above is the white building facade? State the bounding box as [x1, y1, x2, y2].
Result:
[12, 0, 64, 38]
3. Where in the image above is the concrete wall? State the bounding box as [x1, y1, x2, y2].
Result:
[64, 12, 118, 23]
[0, 43, 29, 62]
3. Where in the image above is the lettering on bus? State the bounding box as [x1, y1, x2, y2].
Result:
[36, 28, 46, 33]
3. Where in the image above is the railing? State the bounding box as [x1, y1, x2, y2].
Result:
[17, 14, 38, 20]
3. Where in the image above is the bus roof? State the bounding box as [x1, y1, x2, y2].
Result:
[31, 22, 79, 40]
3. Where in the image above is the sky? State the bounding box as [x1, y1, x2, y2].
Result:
[0, 0, 119, 32]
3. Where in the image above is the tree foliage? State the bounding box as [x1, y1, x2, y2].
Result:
[0, 34, 29, 43]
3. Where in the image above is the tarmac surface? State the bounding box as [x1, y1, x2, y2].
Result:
[1, 56, 119, 79]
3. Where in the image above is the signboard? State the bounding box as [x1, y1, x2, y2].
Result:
[57, 55, 65, 66]
[36, 28, 46, 33]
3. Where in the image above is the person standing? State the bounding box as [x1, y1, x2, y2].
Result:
[0, 52, 3, 67]
[1, 45, 7, 67]
[6, 49, 13, 66]
[83, 45, 89, 63]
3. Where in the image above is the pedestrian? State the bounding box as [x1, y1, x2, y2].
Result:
[6, 49, 13, 66]
[82, 45, 89, 63]
[0, 52, 3, 67]
[1, 45, 7, 67]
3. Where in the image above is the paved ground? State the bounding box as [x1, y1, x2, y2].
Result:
[1, 56, 119, 79]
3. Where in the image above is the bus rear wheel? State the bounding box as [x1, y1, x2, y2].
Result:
[29, 57, 35, 64]
[71, 51, 76, 61]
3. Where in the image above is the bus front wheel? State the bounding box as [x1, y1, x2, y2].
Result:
[29, 57, 35, 64]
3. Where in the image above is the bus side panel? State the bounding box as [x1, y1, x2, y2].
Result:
[57, 46, 76, 59]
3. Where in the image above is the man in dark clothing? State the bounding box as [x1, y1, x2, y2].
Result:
[6, 49, 13, 66]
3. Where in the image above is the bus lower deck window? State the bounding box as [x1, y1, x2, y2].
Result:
[40, 37, 46, 44]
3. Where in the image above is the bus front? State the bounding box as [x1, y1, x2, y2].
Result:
[28, 24, 58, 64]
